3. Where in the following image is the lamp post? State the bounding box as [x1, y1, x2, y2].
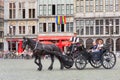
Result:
[9, 26, 13, 52]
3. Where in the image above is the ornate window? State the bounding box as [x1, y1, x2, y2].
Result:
[9, 3, 16, 18]
[28, 2, 35, 18]
[105, 0, 113, 12]
[19, 2, 25, 18]
[95, 0, 103, 12]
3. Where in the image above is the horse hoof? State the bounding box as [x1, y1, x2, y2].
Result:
[60, 67, 64, 70]
[37, 68, 42, 71]
[48, 67, 53, 70]
[60, 68, 63, 70]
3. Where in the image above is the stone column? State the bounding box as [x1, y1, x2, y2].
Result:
[46, 18, 48, 32]
[113, 38, 116, 54]
[16, 2, 18, 19]
[37, 0, 39, 17]
[35, 1, 38, 18]
[93, 38, 96, 42]
[74, 18, 76, 32]
[93, 19, 95, 35]
[26, 2, 28, 19]
[37, 20, 40, 34]
[103, 18, 106, 35]
[26, 21, 28, 35]
[113, 18, 116, 33]
[4, 1, 9, 19]
[16, 42, 18, 51]
[103, 38, 106, 44]
[103, 0, 105, 12]
[64, 4, 66, 16]
[55, 22, 57, 32]
[83, 38, 87, 48]
[93, 0, 95, 12]
[16, 21, 19, 35]
[113, 0, 116, 12]
[4, 21, 8, 36]
[3, 39, 8, 51]
[84, 19, 86, 35]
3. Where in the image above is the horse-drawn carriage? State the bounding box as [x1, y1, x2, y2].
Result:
[22, 37, 116, 71]
[64, 43, 116, 70]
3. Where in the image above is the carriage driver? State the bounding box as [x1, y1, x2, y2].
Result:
[68, 32, 80, 52]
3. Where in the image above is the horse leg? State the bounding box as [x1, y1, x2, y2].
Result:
[55, 56, 64, 70]
[38, 56, 42, 71]
[59, 59, 64, 70]
[48, 55, 54, 70]
[34, 56, 42, 71]
[34, 57, 39, 66]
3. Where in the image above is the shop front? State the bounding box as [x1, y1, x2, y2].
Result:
[4, 36, 72, 54]
[5, 38, 23, 54]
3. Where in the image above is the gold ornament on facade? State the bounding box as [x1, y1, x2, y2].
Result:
[19, 21, 25, 26]
[9, 21, 16, 26]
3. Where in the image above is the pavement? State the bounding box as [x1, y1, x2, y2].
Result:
[0, 58, 120, 80]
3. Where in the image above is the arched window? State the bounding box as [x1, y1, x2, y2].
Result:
[116, 38, 120, 51]
[106, 38, 114, 51]
[86, 38, 93, 49]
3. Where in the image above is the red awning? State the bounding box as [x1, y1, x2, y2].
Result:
[38, 36, 71, 40]
[6, 38, 22, 42]
[56, 41, 71, 47]
[41, 41, 53, 44]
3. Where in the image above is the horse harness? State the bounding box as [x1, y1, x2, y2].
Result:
[33, 40, 39, 50]
[33, 40, 45, 51]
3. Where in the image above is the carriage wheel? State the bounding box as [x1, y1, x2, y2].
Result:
[64, 56, 74, 69]
[75, 55, 87, 70]
[64, 65, 73, 69]
[89, 59, 102, 68]
[102, 52, 116, 69]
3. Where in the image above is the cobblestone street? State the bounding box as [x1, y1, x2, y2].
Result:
[0, 58, 120, 80]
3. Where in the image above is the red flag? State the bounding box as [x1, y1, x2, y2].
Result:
[64, 16, 66, 24]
